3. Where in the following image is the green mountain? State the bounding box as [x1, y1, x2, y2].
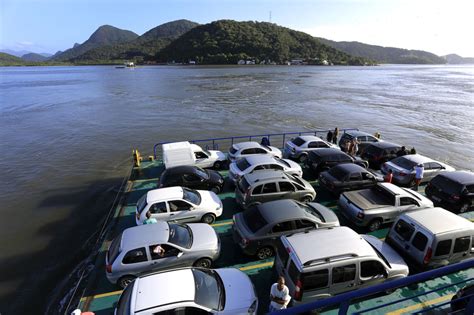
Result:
[317, 39, 445, 64]
[72, 20, 199, 62]
[0, 52, 25, 65]
[157, 20, 370, 65]
[53, 25, 139, 61]
[443, 54, 474, 64]
[21, 53, 49, 62]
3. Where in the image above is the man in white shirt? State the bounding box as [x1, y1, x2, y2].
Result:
[414, 163, 424, 190]
[269, 276, 291, 312]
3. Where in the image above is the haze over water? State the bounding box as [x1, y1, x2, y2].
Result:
[0, 65, 473, 314]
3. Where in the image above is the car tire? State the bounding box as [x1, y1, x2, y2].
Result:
[213, 161, 222, 170]
[210, 186, 221, 194]
[247, 202, 261, 209]
[201, 213, 216, 224]
[194, 258, 212, 268]
[368, 219, 382, 232]
[118, 275, 136, 289]
[256, 247, 274, 260]
[298, 154, 308, 163]
[302, 195, 313, 203]
[459, 203, 470, 213]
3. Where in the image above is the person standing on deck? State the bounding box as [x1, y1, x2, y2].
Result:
[326, 130, 333, 142]
[384, 169, 393, 183]
[144, 211, 158, 224]
[269, 276, 291, 312]
[414, 164, 424, 190]
[332, 127, 339, 144]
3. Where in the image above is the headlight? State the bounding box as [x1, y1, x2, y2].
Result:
[248, 300, 257, 314]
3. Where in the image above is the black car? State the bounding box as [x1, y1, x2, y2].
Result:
[319, 163, 384, 195]
[305, 148, 369, 175]
[159, 165, 225, 193]
[360, 141, 402, 169]
[338, 130, 380, 154]
[451, 284, 474, 312]
[425, 171, 474, 213]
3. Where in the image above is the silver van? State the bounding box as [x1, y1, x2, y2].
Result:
[274, 227, 409, 304]
[106, 221, 220, 288]
[235, 170, 316, 209]
[386, 207, 474, 269]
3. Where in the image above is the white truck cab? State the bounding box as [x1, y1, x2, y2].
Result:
[162, 141, 227, 169]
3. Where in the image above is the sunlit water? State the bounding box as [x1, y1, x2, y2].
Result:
[0, 64, 473, 314]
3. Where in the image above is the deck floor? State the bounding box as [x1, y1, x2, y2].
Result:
[77, 160, 474, 314]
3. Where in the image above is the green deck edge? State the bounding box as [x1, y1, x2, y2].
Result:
[76, 159, 474, 315]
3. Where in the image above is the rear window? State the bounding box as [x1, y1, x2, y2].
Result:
[229, 146, 237, 154]
[137, 194, 148, 214]
[238, 177, 251, 193]
[411, 232, 428, 251]
[236, 159, 251, 171]
[435, 240, 452, 256]
[391, 157, 418, 170]
[393, 219, 415, 241]
[291, 137, 306, 146]
[243, 207, 268, 233]
[108, 232, 122, 264]
[431, 175, 464, 195]
[116, 281, 134, 315]
[328, 167, 347, 180]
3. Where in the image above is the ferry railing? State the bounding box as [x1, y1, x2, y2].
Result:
[152, 128, 359, 160]
[269, 259, 474, 314]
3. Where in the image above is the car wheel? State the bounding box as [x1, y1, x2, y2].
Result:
[211, 186, 221, 194]
[201, 213, 216, 224]
[368, 219, 382, 232]
[247, 202, 261, 209]
[298, 154, 308, 163]
[459, 203, 470, 213]
[257, 247, 274, 260]
[194, 258, 212, 268]
[213, 161, 222, 169]
[302, 195, 313, 203]
[118, 275, 136, 289]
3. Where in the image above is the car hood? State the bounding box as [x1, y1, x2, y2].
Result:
[198, 190, 222, 209]
[229, 162, 244, 176]
[208, 169, 224, 184]
[284, 159, 303, 174]
[269, 146, 282, 157]
[188, 223, 219, 251]
[209, 150, 227, 161]
[362, 235, 409, 277]
[215, 268, 256, 311]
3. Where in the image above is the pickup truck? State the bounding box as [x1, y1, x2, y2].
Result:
[338, 182, 433, 231]
[162, 141, 227, 169]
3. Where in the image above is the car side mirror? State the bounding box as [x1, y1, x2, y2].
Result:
[177, 252, 183, 258]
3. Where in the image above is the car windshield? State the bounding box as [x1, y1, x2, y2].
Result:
[192, 269, 225, 311]
[328, 167, 347, 181]
[137, 194, 148, 214]
[275, 157, 290, 167]
[261, 144, 271, 151]
[299, 203, 325, 222]
[289, 174, 305, 187]
[236, 158, 251, 171]
[243, 207, 268, 233]
[203, 149, 211, 156]
[291, 137, 305, 146]
[168, 223, 193, 249]
[391, 157, 418, 170]
[194, 167, 209, 179]
[183, 187, 201, 205]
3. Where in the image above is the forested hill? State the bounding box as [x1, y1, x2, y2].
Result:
[317, 38, 446, 64]
[0, 52, 25, 66]
[157, 20, 372, 65]
[73, 20, 199, 62]
[53, 25, 139, 61]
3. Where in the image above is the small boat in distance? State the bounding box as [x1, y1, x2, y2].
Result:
[115, 61, 135, 69]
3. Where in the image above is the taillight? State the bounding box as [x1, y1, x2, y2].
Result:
[106, 264, 112, 273]
[452, 194, 460, 200]
[357, 211, 365, 219]
[423, 247, 432, 265]
[399, 172, 407, 177]
[294, 279, 303, 301]
[374, 155, 381, 161]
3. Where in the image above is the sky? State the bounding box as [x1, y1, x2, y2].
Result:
[1, 0, 473, 57]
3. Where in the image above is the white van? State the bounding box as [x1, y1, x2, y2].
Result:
[386, 207, 474, 269]
[274, 227, 408, 304]
[162, 141, 226, 169]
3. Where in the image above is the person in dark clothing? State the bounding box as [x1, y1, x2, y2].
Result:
[261, 137, 270, 146]
[410, 147, 417, 154]
[396, 146, 408, 157]
[326, 130, 333, 142]
[332, 127, 339, 144]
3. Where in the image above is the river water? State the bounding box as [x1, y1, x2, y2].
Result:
[0, 65, 473, 314]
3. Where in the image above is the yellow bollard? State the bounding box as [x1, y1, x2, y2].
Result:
[133, 149, 141, 167]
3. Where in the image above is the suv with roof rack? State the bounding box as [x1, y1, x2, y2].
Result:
[425, 171, 474, 213]
[235, 170, 316, 209]
[274, 227, 408, 305]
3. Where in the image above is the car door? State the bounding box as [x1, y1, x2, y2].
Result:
[148, 244, 186, 271]
[278, 181, 297, 200]
[121, 247, 149, 276]
[167, 199, 196, 223]
[149, 201, 169, 221]
[398, 197, 421, 217]
[194, 151, 211, 168]
[361, 171, 377, 189]
[450, 236, 472, 263]
[329, 262, 357, 295]
[183, 173, 204, 189]
[425, 162, 443, 181]
[268, 221, 297, 244]
[347, 172, 362, 191]
[358, 259, 387, 288]
[259, 182, 280, 203]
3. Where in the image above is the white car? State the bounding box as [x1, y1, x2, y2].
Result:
[114, 268, 258, 315]
[228, 141, 282, 161]
[136, 187, 223, 225]
[229, 155, 303, 184]
[162, 141, 227, 169]
[284, 135, 339, 162]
